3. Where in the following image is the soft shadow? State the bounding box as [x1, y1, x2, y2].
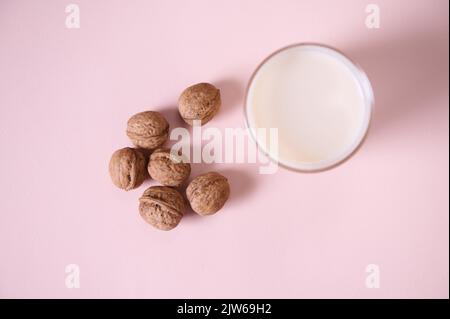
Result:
[345, 28, 449, 138]
[214, 77, 246, 113]
[215, 168, 256, 205]
[156, 105, 186, 130]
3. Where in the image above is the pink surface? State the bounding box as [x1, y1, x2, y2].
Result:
[0, 0, 448, 298]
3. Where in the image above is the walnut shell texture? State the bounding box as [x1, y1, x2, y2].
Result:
[178, 83, 221, 126]
[139, 186, 186, 231]
[186, 172, 230, 216]
[126, 111, 169, 150]
[148, 148, 191, 187]
[109, 147, 148, 191]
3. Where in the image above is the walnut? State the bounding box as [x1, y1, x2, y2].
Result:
[186, 172, 230, 216]
[178, 83, 221, 126]
[147, 148, 191, 187]
[126, 111, 169, 150]
[109, 147, 148, 191]
[139, 186, 186, 231]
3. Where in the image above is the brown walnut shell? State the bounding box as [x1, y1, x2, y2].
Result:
[126, 111, 169, 150]
[148, 148, 191, 187]
[186, 172, 230, 216]
[178, 83, 221, 126]
[139, 186, 186, 231]
[109, 147, 148, 191]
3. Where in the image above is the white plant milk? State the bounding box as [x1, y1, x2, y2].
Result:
[246, 44, 373, 171]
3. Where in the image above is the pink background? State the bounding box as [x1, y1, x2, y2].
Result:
[0, 0, 448, 298]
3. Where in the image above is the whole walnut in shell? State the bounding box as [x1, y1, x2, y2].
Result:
[109, 147, 148, 191]
[139, 186, 186, 231]
[178, 83, 221, 126]
[186, 172, 230, 216]
[148, 148, 191, 187]
[126, 111, 169, 150]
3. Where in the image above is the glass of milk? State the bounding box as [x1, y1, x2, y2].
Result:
[245, 43, 374, 172]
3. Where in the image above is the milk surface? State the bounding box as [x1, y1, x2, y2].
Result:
[246, 45, 372, 171]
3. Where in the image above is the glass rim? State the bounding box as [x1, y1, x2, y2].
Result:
[243, 42, 375, 173]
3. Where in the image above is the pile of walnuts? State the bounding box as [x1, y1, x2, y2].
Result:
[109, 83, 230, 231]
